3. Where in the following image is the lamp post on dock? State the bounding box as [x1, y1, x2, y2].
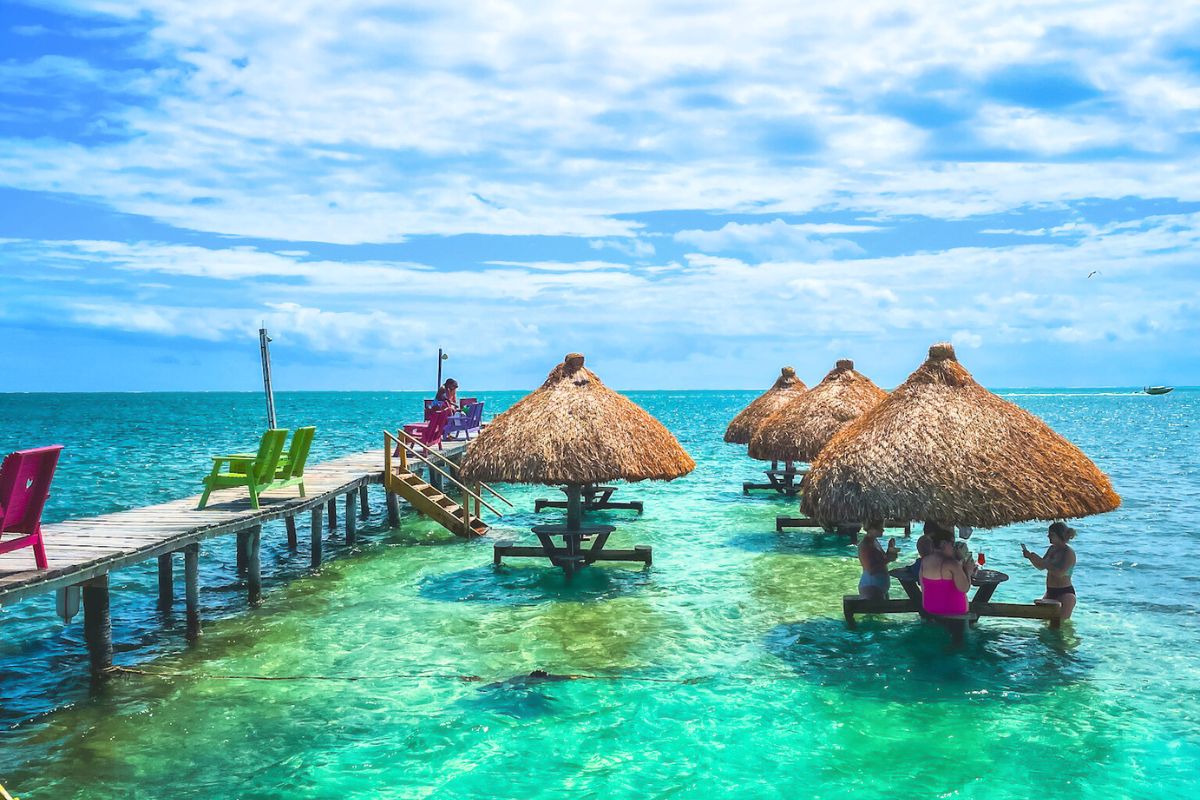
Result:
[437, 348, 449, 393]
[260, 326, 277, 430]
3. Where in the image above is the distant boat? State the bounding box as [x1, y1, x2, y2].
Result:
[1144, 386, 1174, 395]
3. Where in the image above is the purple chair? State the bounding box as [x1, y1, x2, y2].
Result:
[444, 402, 484, 440]
[0, 445, 64, 570]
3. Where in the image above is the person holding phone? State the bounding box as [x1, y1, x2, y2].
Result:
[1022, 521, 1078, 619]
[857, 520, 899, 599]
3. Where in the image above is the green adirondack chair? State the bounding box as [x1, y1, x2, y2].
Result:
[197, 429, 289, 510]
[267, 426, 315, 497]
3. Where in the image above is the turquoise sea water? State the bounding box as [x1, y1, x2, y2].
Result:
[0, 389, 1198, 799]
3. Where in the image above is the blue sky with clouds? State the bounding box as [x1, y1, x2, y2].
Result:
[2, 0, 1199, 392]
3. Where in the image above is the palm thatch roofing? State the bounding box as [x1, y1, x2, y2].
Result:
[801, 343, 1120, 528]
[724, 367, 807, 445]
[458, 353, 695, 486]
[748, 359, 886, 463]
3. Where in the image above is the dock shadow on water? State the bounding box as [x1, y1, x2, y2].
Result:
[418, 563, 653, 606]
[764, 617, 1093, 703]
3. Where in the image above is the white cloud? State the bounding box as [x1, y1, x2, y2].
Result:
[1, 1, 1198, 241]
[952, 329, 983, 349]
[675, 220, 863, 260]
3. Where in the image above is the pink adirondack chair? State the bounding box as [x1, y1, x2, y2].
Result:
[402, 407, 453, 453]
[0, 445, 64, 570]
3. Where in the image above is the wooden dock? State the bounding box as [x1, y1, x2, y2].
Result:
[0, 441, 468, 673]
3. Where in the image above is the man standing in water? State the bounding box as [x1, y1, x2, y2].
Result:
[1022, 522, 1078, 619]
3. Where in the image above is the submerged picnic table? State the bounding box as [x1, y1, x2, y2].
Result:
[743, 468, 806, 495]
[493, 524, 652, 577]
[774, 517, 912, 541]
[534, 484, 643, 514]
[843, 564, 1063, 642]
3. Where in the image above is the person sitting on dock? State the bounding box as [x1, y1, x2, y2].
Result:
[857, 520, 898, 599]
[434, 378, 460, 412]
[1022, 522, 1078, 619]
[920, 534, 970, 616]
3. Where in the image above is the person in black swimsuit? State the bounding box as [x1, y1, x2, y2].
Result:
[1021, 521, 1078, 619]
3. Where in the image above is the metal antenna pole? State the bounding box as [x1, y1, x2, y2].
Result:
[259, 326, 277, 429]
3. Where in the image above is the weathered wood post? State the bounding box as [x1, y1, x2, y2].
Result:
[236, 529, 249, 574]
[246, 525, 263, 606]
[461, 487, 471, 534]
[359, 485, 369, 519]
[184, 543, 201, 641]
[157, 552, 174, 611]
[82, 575, 113, 675]
[310, 507, 323, 568]
[386, 490, 400, 527]
[345, 492, 357, 543]
[285, 515, 298, 549]
[566, 484, 583, 531]
[327, 498, 337, 528]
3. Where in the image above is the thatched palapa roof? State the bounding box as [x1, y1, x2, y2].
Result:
[748, 359, 886, 463]
[724, 367, 807, 445]
[801, 343, 1120, 528]
[458, 353, 695, 486]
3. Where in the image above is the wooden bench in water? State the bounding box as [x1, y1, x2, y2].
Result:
[493, 524, 652, 576]
[743, 468, 807, 496]
[842, 594, 1064, 642]
[533, 484, 643, 514]
[775, 517, 912, 542]
[0, 441, 474, 675]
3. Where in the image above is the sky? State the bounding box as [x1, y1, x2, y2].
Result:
[1, 0, 1198, 392]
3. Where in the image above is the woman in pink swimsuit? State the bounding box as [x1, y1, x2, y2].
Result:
[919, 535, 971, 616]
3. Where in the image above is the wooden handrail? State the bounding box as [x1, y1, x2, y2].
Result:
[397, 432, 514, 508]
[383, 431, 504, 518]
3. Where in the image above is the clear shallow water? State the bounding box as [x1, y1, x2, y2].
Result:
[0, 389, 1197, 798]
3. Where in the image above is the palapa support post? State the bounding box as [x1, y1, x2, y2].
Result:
[327, 498, 337, 529]
[386, 490, 400, 527]
[359, 484, 370, 519]
[184, 543, 201, 641]
[344, 492, 357, 544]
[157, 552, 174, 611]
[82, 575, 113, 675]
[246, 525, 263, 606]
[285, 515, 298, 549]
[310, 507, 323, 568]
[566, 484, 583, 531]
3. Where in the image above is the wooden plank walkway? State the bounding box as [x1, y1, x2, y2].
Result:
[0, 442, 467, 607]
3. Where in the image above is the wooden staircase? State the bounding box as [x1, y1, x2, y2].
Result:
[383, 429, 511, 539]
[384, 467, 490, 537]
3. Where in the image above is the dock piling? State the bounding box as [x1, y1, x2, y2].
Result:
[82, 575, 113, 675]
[310, 507, 323, 568]
[345, 492, 357, 543]
[358, 485, 369, 519]
[285, 515, 298, 549]
[157, 552, 174, 611]
[247, 525, 263, 606]
[184, 543, 201, 640]
[236, 529, 249, 574]
[386, 490, 400, 527]
[327, 498, 337, 529]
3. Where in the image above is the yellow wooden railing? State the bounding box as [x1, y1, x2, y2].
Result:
[383, 430, 506, 519]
